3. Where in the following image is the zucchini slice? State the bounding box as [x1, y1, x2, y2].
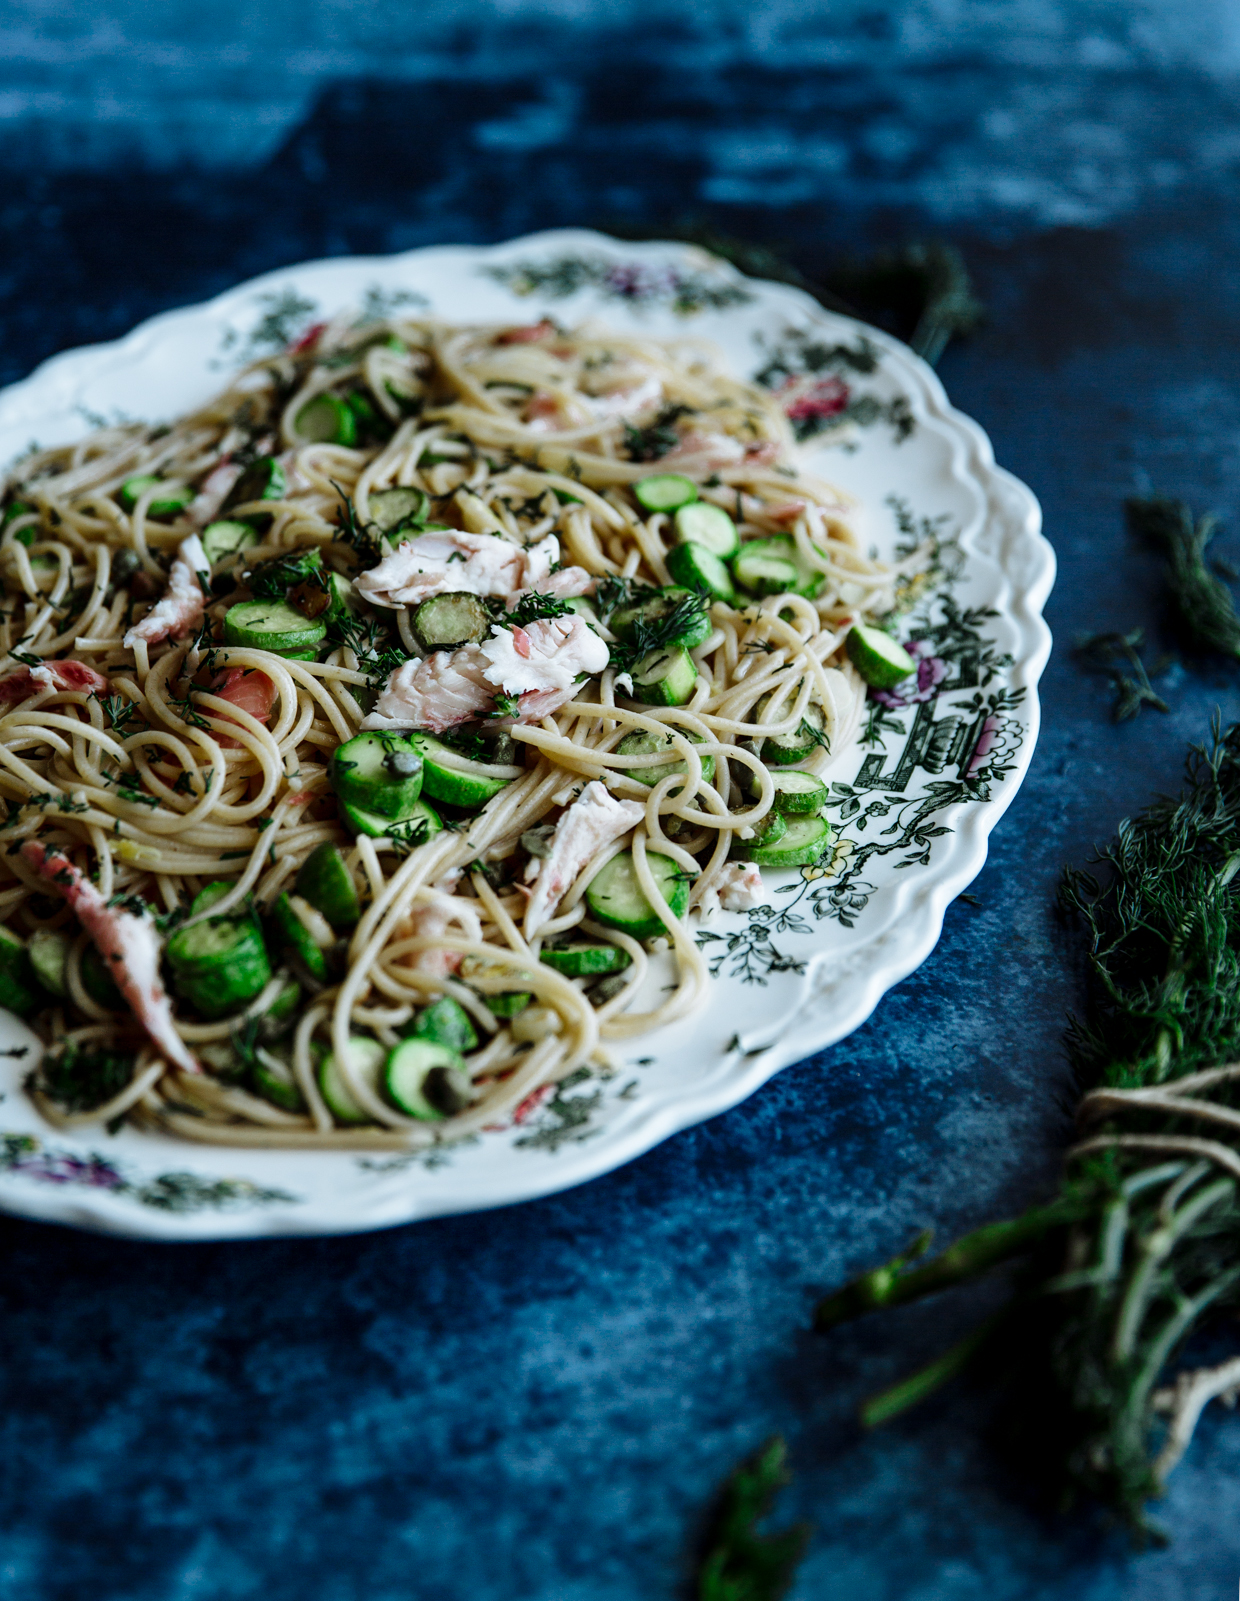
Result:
[732, 544, 799, 596]
[223, 599, 327, 652]
[251, 1051, 305, 1113]
[733, 811, 787, 853]
[754, 694, 828, 766]
[119, 476, 193, 518]
[0, 927, 39, 1015]
[369, 486, 429, 533]
[246, 548, 324, 599]
[665, 541, 735, 603]
[630, 646, 698, 707]
[222, 456, 286, 520]
[615, 728, 715, 789]
[633, 474, 698, 513]
[733, 535, 823, 600]
[340, 796, 443, 846]
[609, 587, 711, 650]
[318, 1036, 386, 1126]
[201, 520, 259, 565]
[413, 591, 491, 651]
[410, 732, 517, 808]
[295, 842, 361, 929]
[765, 770, 830, 814]
[28, 927, 70, 999]
[408, 995, 479, 1054]
[746, 814, 833, 869]
[330, 731, 424, 818]
[269, 891, 330, 983]
[585, 850, 689, 940]
[384, 1038, 473, 1119]
[166, 915, 272, 1019]
[295, 394, 357, 447]
[845, 623, 917, 689]
[81, 944, 123, 1010]
[191, 881, 234, 917]
[672, 502, 739, 559]
[540, 942, 631, 978]
[485, 991, 531, 1019]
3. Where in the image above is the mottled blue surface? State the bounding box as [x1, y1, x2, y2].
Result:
[2, 5, 1240, 1596]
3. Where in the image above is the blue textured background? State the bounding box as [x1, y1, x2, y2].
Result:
[2, 4, 1240, 1595]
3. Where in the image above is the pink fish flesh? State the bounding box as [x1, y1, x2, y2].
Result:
[122, 533, 208, 649]
[0, 659, 108, 707]
[20, 840, 198, 1074]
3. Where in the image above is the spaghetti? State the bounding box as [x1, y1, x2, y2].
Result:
[0, 309, 916, 1151]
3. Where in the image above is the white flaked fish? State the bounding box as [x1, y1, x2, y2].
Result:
[523, 781, 645, 934]
[699, 861, 766, 919]
[122, 533, 209, 650]
[356, 529, 560, 609]
[20, 841, 198, 1074]
[364, 614, 609, 733]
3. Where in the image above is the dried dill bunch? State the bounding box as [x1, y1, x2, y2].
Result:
[813, 720, 1240, 1539]
[1126, 496, 1240, 659]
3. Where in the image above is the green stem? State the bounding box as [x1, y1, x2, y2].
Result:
[860, 1311, 1007, 1428]
[814, 1199, 1086, 1332]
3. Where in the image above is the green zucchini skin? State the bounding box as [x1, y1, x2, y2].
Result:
[269, 891, 330, 983]
[384, 1038, 472, 1119]
[223, 599, 327, 653]
[733, 535, 823, 599]
[485, 991, 531, 1019]
[732, 811, 787, 854]
[753, 693, 828, 766]
[540, 942, 631, 978]
[412, 591, 491, 651]
[166, 913, 272, 1019]
[665, 541, 736, 602]
[633, 473, 698, 513]
[585, 850, 690, 940]
[0, 927, 40, 1015]
[330, 731, 424, 818]
[201, 520, 258, 565]
[609, 587, 712, 650]
[368, 486, 429, 533]
[295, 843, 361, 928]
[119, 476, 193, 517]
[318, 1036, 386, 1125]
[615, 728, 715, 789]
[745, 769, 829, 814]
[250, 1052, 305, 1113]
[672, 502, 739, 559]
[245, 547, 324, 599]
[408, 995, 479, 1054]
[222, 456, 286, 520]
[340, 796, 443, 845]
[410, 733, 515, 808]
[191, 881, 234, 916]
[295, 394, 357, 446]
[27, 928, 70, 999]
[845, 623, 918, 689]
[630, 646, 698, 706]
[746, 814, 833, 868]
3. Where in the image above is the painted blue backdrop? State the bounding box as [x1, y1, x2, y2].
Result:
[1, 3, 1239, 1596]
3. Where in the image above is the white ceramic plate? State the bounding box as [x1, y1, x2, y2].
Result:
[0, 230, 1051, 1238]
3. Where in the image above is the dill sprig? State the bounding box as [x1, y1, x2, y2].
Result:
[814, 718, 1240, 1537]
[622, 404, 694, 462]
[1126, 496, 1240, 658]
[1074, 629, 1173, 721]
[695, 1437, 810, 1601]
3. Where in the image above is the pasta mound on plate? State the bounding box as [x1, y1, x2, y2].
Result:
[0, 309, 915, 1150]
